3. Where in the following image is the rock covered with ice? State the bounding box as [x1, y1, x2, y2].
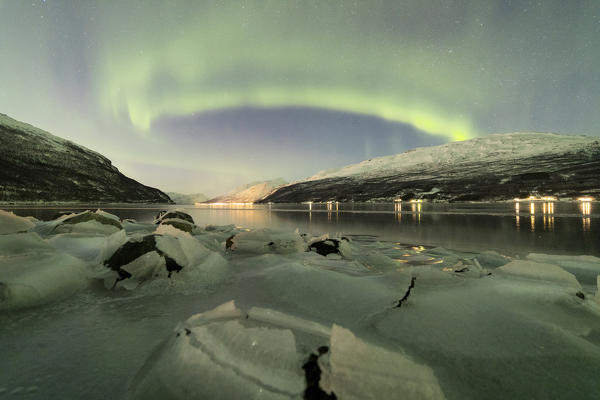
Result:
[153, 209, 199, 234]
[154, 209, 195, 225]
[0, 209, 35, 234]
[128, 301, 445, 400]
[35, 209, 123, 236]
[226, 228, 305, 254]
[103, 225, 227, 290]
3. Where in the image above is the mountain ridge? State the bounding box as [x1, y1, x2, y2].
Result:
[0, 113, 172, 203]
[262, 132, 600, 203]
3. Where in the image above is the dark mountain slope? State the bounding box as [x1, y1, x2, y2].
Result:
[0, 113, 171, 203]
[262, 133, 600, 203]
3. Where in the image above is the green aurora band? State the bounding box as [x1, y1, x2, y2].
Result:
[95, 0, 515, 141]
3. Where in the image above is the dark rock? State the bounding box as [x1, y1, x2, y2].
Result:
[225, 235, 235, 250]
[105, 235, 159, 278]
[302, 346, 336, 400]
[104, 234, 184, 281]
[309, 239, 341, 256]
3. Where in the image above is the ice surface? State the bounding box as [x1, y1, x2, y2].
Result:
[0, 209, 35, 234]
[2, 216, 600, 399]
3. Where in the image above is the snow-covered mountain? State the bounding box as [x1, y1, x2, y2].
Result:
[207, 178, 287, 203]
[262, 133, 600, 202]
[167, 192, 208, 205]
[0, 113, 172, 203]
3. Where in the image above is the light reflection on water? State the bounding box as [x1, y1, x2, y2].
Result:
[581, 201, 592, 232]
[4, 201, 599, 256]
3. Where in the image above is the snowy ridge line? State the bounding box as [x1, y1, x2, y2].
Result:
[0, 113, 110, 164]
[261, 132, 600, 203]
[0, 113, 171, 203]
[304, 132, 599, 181]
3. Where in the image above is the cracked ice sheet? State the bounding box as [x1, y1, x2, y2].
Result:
[373, 267, 600, 399]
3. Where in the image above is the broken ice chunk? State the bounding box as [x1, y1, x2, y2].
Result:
[526, 253, 600, 286]
[50, 210, 123, 235]
[497, 260, 582, 290]
[476, 251, 512, 268]
[128, 301, 306, 400]
[0, 250, 87, 310]
[319, 325, 446, 400]
[48, 229, 127, 264]
[0, 232, 54, 257]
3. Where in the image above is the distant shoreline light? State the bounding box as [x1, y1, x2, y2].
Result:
[196, 202, 254, 206]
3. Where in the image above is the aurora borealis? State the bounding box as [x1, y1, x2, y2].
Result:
[1, 1, 599, 195]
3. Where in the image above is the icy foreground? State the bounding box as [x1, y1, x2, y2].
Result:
[1, 209, 600, 399]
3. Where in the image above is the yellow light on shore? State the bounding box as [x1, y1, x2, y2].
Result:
[201, 202, 254, 206]
[578, 197, 594, 202]
[409, 199, 423, 203]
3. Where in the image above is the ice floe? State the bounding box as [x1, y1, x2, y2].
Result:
[129, 301, 445, 400]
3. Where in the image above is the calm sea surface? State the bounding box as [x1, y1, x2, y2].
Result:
[5, 201, 599, 256]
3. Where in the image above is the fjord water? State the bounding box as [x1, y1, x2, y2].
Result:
[7, 201, 600, 256]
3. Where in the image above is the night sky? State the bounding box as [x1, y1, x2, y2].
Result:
[1, 1, 598, 196]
